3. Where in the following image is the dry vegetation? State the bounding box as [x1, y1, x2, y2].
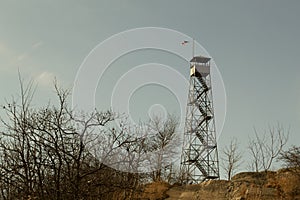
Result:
[0, 79, 298, 200]
[0, 79, 180, 199]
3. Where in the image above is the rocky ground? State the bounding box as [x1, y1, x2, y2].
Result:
[136, 168, 300, 200]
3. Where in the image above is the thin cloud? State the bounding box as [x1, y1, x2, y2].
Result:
[32, 41, 43, 49]
[17, 54, 27, 61]
[35, 71, 55, 87]
[0, 42, 13, 57]
[16, 41, 44, 62]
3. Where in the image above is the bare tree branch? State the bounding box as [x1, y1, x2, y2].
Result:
[248, 124, 289, 172]
[221, 138, 242, 180]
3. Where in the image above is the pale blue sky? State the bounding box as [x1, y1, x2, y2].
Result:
[1, 0, 300, 172]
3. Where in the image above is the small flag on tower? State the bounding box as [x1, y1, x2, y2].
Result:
[181, 40, 189, 45]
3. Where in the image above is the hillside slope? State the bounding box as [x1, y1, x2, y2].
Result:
[138, 168, 300, 200]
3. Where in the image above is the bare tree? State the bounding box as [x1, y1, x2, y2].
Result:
[145, 114, 179, 182]
[248, 124, 289, 172]
[247, 138, 261, 172]
[279, 146, 300, 175]
[0, 77, 142, 199]
[221, 138, 242, 180]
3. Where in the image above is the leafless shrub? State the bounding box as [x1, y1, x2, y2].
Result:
[279, 146, 300, 175]
[221, 138, 242, 180]
[248, 124, 289, 172]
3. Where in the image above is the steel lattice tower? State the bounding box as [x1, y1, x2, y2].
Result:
[180, 56, 219, 184]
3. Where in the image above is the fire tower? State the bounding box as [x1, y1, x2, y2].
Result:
[180, 56, 219, 183]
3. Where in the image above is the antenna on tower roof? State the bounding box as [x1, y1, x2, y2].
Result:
[192, 38, 195, 58]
